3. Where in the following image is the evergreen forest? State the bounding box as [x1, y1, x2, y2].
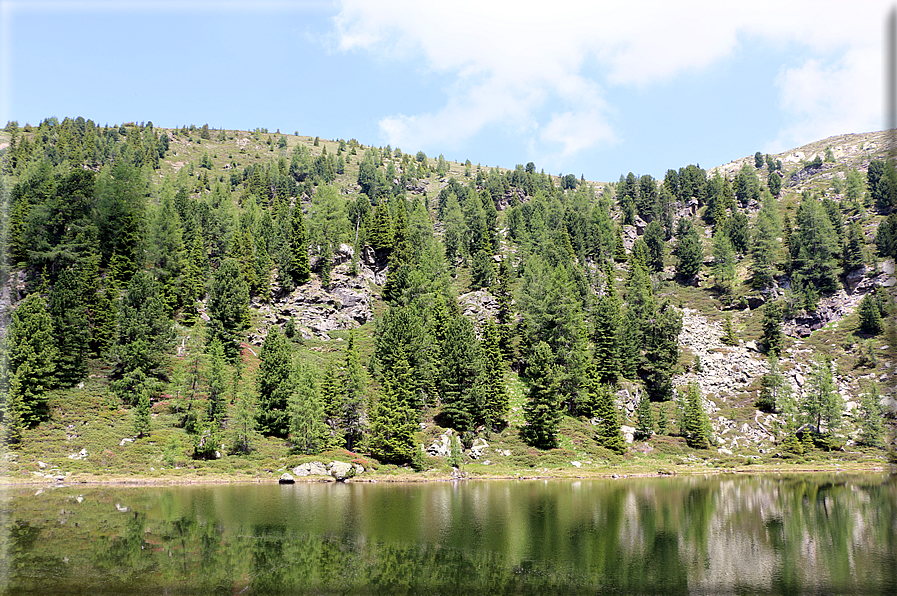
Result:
[0, 117, 894, 480]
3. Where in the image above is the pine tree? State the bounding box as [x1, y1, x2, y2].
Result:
[589, 370, 625, 454]
[439, 316, 482, 434]
[711, 230, 736, 294]
[760, 300, 784, 356]
[682, 383, 712, 449]
[289, 360, 327, 455]
[857, 291, 883, 335]
[592, 272, 621, 384]
[287, 203, 310, 286]
[111, 270, 173, 405]
[133, 380, 152, 438]
[634, 394, 654, 441]
[49, 267, 89, 387]
[367, 378, 418, 464]
[721, 313, 738, 346]
[6, 291, 57, 433]
[90, 284, 117, 358]
[641, 301, 682, 402]
[521, 341, 561, 449]
[256, 327, 293, 438]
[207, 258, 250, 361]
[643, 220, 665, 273]
[479, 319, 509, 432]
[674, 217, 703, 279]
[842, 221, 865, 273]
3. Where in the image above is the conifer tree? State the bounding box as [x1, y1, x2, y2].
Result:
[591, 267, 621, 384]
[756, 355, 788, 413]
[207, 258, 250, 361]
[641, 301, 682, 402]
[802, 356, 843, 435]
[367, 377, 418, 464]
[343, 332, 368, 451]
[111, 270, 173, 404]
[479, 319, 509, 432]
[90, 284, 117, 358]
[319, 362, 345, 449]
[287, 203, 310, 286]
[674, 217, 703, 279]
[206, 338, 228, 426]
[49, 267, 89, 387]
[230, 389, 257, 454]
[6, 291, 57, 433]
[634, 393, 654, 441]
[256, 327, 293, 438]
[289, 360, 327, 455]
[857, 292, 883, 335]
[760, 300, 784, 356]
[721, 313, 738, 346]
[588, 370, 625, 454]
[842, 220, 865, 273]
[643, 220, 665, 273]
[711, 230, 736, 294]
[682, 383, 712, 449]
[522, 341, 561, 449]
[439, 316, 482, 433]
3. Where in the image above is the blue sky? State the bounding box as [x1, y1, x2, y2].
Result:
[1, 1, 891, 181]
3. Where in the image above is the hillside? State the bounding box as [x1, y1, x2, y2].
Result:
[0, 118, 894, 483]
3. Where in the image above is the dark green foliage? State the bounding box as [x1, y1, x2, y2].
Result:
[867, 158, 897, 212]
[111, 270, 173, 405]
[588, 372, 625, 454]
[133, 383, 152, 438]
[640, 301, 682, 402]
[682, 383, 712, 449]
[521, 341, 561, 449]
[479, 319, 509, 432]
[760, 300, 784, 356]
[721, 313, 738, 346]
[439, 316, 482, 434]
[768, 171, 782, 196]
[286, 204, 310, 286]
[469, 247, 496, 290]
[857, 292, 883, 335]
[842, 221, 865, 273]
[643, 220, 665, 273]
[96, 160, 147, 283]
[49, 266, 90, 387]
[256, 327, 293, 438]
[90, 284, 117, 358]
[591, 272, 621, 384]
[367, 378, 418, 464]
[6, 291, 57, 433]
[634, 394, 654, 441]
[790, 195, 840, 294]
[207, 258, 250, 361]
[749, 194, 782, 289]
[674, 217, 703, 279]
[874, 213, 897, 259]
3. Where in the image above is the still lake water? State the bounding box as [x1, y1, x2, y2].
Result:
[1, 473, 895, 595]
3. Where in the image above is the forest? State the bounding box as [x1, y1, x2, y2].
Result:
[0, 116, 893, 479]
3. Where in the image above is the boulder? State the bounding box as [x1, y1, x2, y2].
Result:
[279, 473, 295, 484]
[469, 438, 488, 460]
[329, 461, 355, 480]
[293, 461, 329, 476]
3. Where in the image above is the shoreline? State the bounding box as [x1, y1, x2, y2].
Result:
[0, 462, 890, 488]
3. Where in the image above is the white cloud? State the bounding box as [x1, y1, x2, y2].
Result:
[333, 1, 894, 161]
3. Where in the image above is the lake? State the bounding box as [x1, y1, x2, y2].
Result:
[1, 473, 894, 594]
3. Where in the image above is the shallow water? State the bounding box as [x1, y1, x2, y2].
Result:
[1, 473, 895, 594]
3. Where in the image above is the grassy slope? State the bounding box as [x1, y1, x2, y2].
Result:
[2, 127, 894, 484]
